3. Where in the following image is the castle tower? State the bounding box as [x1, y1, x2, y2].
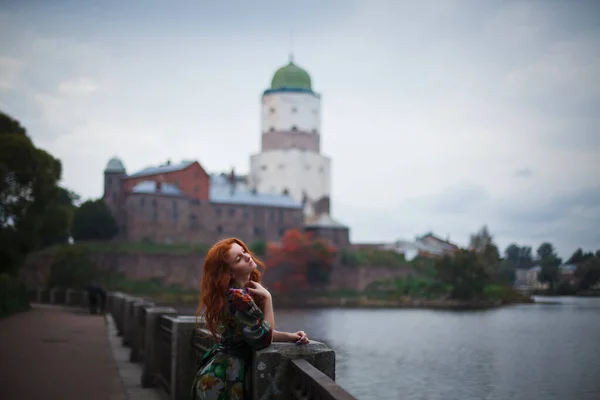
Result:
[103, 157, 127, 234]
[249, 56, 331, 216]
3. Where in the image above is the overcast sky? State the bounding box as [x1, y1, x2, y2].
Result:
[1, 0, 599, 259]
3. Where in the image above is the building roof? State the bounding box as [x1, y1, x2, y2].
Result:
[209, 174, 302, 209]
[127, 161, 195, 179]
[270, 56, 312, 91]
[304, 213, 347, 229]
[131, 181, 185, 197]
[105, 157, 126, 173]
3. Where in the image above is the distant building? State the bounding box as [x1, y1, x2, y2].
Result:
[304, 213, 350, 248]
[103, 158, 304, 245]
[517, 264, 579, 290]
[374, 232, 460, 259]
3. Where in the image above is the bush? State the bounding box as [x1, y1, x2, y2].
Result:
[249, 240, 267, 256]
[47, 246, 98, 289]
[0, 274, 30, 318]
[483, 284, 531, 303]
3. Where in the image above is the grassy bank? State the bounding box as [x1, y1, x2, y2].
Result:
[106, 277, 198, 304]
[39, 241, 211, 255]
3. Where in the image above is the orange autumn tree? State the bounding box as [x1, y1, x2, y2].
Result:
[265, 228, 337, 294]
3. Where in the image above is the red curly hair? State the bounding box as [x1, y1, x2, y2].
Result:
[196, 237, 263, 339]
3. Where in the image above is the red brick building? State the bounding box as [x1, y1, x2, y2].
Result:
[103, 157, 304, 245]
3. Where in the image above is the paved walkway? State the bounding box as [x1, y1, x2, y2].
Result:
[0, 304, 162, 400]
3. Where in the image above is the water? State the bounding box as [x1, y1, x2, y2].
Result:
[270, 296, 600, 400]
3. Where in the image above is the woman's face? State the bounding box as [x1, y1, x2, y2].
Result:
[227, 242, 256, 278]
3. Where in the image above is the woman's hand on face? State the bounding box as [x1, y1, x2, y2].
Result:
[245, 281, 272, 300]
[293, 330, 309, 345]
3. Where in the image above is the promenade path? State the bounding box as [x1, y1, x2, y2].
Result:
[0, 303, 161, 400]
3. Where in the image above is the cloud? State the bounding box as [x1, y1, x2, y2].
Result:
[57, 77, 99, 96]
[514, 168, 533, 178]
[0, 57, 22, 89]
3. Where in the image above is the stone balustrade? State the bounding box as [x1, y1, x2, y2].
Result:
[31, 288, 357, 400]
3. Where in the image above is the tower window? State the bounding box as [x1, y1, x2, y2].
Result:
[312, 128, 317, 134]
[261, 165, 267, 171]
[291, 125, 298, 132]
[269, 107, 276, 114]
[291, 107, 297, 113]
[269, 127, 275, 132]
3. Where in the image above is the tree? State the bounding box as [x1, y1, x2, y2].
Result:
[575, 257, 600, 291]
[469, 225, 500, 280]
[536, 242, 562, 290]
[536, 242, 555, 262]
[434, 249, 488, 300]
[249, 240, 267, 256]
[72, 199, 118, 241]
[566, 248, 594, 265]
[504, 244, 533, 269]
[265, 229, 337, 293]
[37, 187, 80, 247]
[0, 111, 66, 273]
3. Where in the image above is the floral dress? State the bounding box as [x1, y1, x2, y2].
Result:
[191, 287, 273, 400]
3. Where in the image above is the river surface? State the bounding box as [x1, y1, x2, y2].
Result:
[269, 296, 600, 400]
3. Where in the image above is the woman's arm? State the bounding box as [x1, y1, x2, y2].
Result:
[272, 330, 295, 342]
[273, 330, 309, 344]
[261, 295, 275, 331]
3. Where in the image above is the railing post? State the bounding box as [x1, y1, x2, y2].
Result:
[130, 300, 155, 362]
[169, 316, 199, 400]
[65, 289, 88, 308]
[252, 342, 336, 400]
[141, 307, 177, 388]
[114, 293, 127, 335]
[123, 296, 142, 345]
[49, 287, 65, 304]
[36, 288, 49, 303]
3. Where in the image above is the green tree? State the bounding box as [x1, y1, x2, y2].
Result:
[469, 225, 500, 269]
[72, 199, 118, 241]
[504, 244, 533, 269]
[536, 242, 555, 262]
[575, 257, 600, 291]
[537, 242, 562, 290]
[566, 248, 594, 265]
[469, 226, 502, 285]
[0, 111, 65, 273]
[434, 249, 488, 300]
[37, 187, 80, 247]
[249, 240, 267, 256]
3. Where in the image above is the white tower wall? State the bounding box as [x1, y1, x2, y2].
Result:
[250, 149, 330, 204]
[261, 92, 321, 133]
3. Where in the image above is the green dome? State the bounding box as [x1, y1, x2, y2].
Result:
[270, 58, 312, 90]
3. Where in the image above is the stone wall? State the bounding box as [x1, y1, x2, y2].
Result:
[20, 250, 413, 293]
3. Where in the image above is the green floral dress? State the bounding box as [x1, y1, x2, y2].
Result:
[191, 287, 273, 400]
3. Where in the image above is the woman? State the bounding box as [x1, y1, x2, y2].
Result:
[191, 237, 310, 400]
